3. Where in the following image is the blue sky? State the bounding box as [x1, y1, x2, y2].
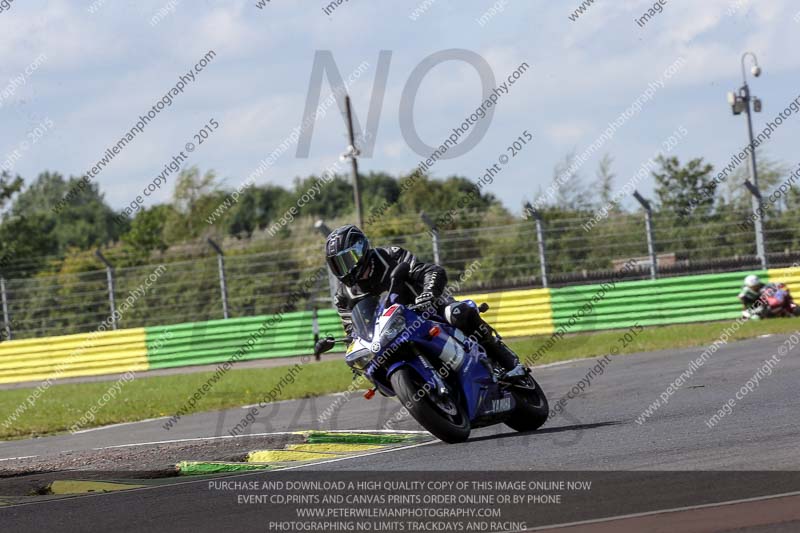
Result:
[1, 0, 798, 215]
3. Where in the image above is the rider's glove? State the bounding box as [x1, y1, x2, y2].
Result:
[413, 291, 436, 310]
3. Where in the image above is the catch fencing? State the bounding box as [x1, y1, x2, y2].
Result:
[1, 206, 799, 341]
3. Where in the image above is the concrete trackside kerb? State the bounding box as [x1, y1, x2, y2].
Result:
[163, 267, 328, 432]
[177, 461, 274, 475]
[53, 50, 216, 214]
[0, 265, 167, 432]
[177, 432, 427, 475]
[303, 430, 423, 445]
[316, 260, 482, 426]
[528, 56, 686, 213]
[705, 331, 799, 429]
[523, 258, 639, 367]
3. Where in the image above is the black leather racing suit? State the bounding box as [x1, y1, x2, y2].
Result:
[334, 246, 447, 336]
[334, 246, 519, 372]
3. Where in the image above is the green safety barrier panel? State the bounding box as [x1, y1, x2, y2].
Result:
[549, 270, 767, 332]
[144, 309, 344, 369]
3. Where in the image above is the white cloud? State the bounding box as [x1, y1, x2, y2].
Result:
[546, 121, 592, 145]
[382, 139, 407, 159]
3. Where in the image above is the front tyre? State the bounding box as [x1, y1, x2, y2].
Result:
[505, 373, 549, 432]
[390, 367, 471, 444]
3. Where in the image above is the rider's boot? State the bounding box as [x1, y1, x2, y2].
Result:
[445, 301, 527, 382]
[475, 324, 526, 382]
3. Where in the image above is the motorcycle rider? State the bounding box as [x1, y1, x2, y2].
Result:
[324, 224, 526, 381]
[738, 274, 765, 310]
[739, 274, 798, 317]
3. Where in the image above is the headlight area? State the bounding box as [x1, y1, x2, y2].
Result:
[345, 348, 374, 371]
[379, 312, 407, 346]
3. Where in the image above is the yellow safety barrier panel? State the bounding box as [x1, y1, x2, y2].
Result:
[458, 287, 554, 337]
[0, 328, 149, 385]
[769, 266, 800, 297]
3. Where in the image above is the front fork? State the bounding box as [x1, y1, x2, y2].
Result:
[384, 349, 447, 397]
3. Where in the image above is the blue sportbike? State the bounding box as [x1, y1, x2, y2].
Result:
[316, 264, 548, 443]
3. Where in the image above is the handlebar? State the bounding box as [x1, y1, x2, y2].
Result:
[313, 335, 352, 356]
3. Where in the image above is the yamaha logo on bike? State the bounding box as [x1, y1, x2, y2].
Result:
[370, 341, 381, 353]
[491, 397, 512, 413]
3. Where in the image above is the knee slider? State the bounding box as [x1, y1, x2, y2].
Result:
[444, 302, 480, 332]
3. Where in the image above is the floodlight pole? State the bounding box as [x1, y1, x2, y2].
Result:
[738, 52, 768, 269]
[343, 95, 364, 228]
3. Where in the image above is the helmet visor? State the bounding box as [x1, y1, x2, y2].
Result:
[328, 239, 367, 279]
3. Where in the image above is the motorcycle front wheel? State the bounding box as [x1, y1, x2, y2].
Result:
[390, 367, 471, 444]
[504, 373, 549, 432]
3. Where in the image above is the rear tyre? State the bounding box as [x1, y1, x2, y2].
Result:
[390, 367, 471, 443]
[504, 373, 549, 432]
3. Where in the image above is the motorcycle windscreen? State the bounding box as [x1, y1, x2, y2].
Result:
[350, 295, 380, 342]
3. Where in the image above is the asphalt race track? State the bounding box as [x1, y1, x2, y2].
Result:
[2, 333, 800, 532]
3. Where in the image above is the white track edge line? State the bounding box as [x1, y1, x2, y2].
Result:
[90, 429, 429, 451]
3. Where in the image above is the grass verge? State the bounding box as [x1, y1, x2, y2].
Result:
[1, 318, 798, 440]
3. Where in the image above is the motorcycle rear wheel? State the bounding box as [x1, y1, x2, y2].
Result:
[390, 367, 471, 444]
[504, 374, 549, 432]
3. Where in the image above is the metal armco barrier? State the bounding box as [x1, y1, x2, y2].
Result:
[0, 328, 148, 385]
[144, 312, 343, 370]
[1, 267, 796, 385]
[549, 270, 767, 332]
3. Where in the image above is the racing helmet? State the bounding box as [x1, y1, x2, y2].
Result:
[744, 274, 763, 290]
[325, 224, 371, 285]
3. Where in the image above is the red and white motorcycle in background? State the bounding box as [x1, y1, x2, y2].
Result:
[742, 283, 800, 320]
